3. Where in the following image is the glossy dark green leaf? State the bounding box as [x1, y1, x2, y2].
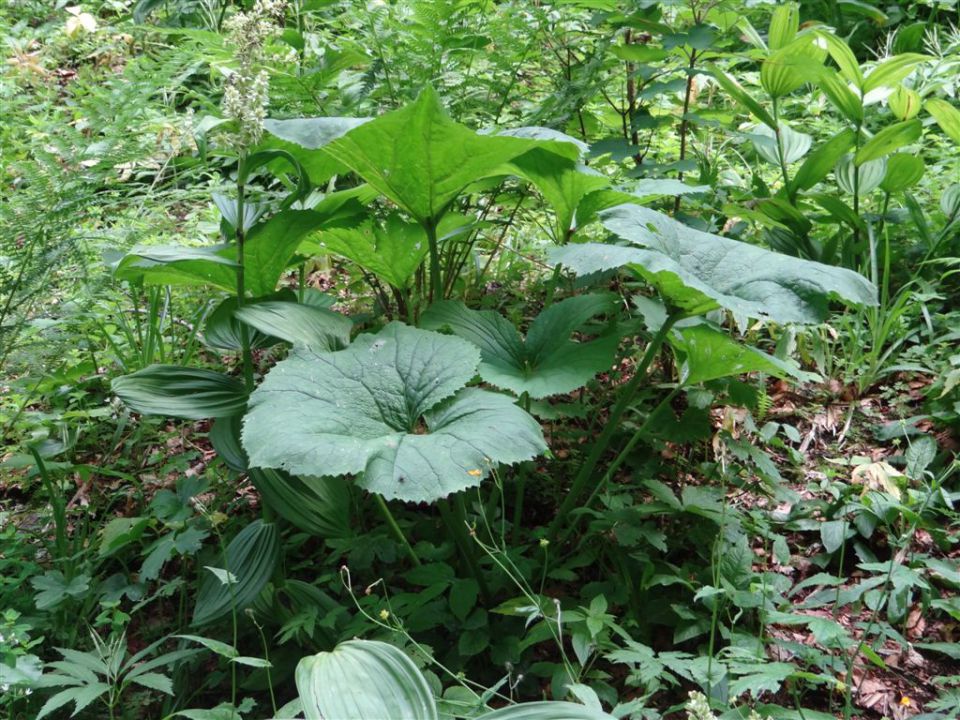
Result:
[113, 365, 247, 420]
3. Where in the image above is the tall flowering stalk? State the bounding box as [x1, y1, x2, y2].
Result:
[220, 0, 286, 392]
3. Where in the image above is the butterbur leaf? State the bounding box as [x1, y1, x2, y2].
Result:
[508, 151, 610, 242]
[550, 205, 877, 324]
[322, 87, 576, 225]
[243, 323, 546, 503]
[855, 119, 922, 165]
[421, 294, 619, 399]
[192, 520, 279, 626]
[296, 640, 438, 720]
[113, 366, 247, 420]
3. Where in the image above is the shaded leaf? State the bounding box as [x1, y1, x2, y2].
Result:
[112, 366, 247, 420]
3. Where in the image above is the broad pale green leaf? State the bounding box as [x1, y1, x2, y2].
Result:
[670, 323, 815, 384]
[750, 124, 812, 165]
[234, 301, 351, 351]
[855, 119, 922, 165]
[496, 126, 589, 156]
[296, 640, 438, 720]
[204, 293, 293, 352]
[248, 469, 353, 538]
[477, 702, 616, 720]
[243, 323, 546, 503]
[264, 117, 371, 148]
[925, 98, 960, 144]
[193, 520, 279, 626]
[835, 154, 887, 195]
[880, 153, 924, 193]
[550, 205, 877, 323]
[323, 87, 573, 224]
[112, 365, 247, 420]
[421, 294, 618, 398]
[791, 129, 856, 192]
[508, 150, 610, 242]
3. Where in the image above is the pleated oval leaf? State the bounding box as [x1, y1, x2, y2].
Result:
[888, 86, 921, 120]
[880, 153, 925, 193]
[477, 703, 616, 720]
[296, 640, 438, 720]
[243, 323, 546, 503]
[750, 124, 812, 165]
[192, 520, 279, 626]
[835, 154, 887, 196]
[768, 2, 799, 51]
[112, 365, 247, 420]
[760, 37, 826, 98]
[709, 65, 776, 128]
[203, 296, 286, 352]
[248, 469, 352, 538]
[549, 205, 877, 324]
[234, 301, 351, 351]
[421, 294, 618, 399]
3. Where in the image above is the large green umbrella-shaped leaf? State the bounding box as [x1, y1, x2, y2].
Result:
[193, 520, 279, 626]
[549, 205, 877, 323]
[112, 365, 247, 420]
[296, 640, 438, 720]
[242, 323, 546, 503]
[421, 294, 618, 399]
[507, 150, 610, 243]
[322, 86, 578, 224]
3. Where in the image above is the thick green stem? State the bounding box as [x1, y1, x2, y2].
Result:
[375, 494, 421, 567]
[549, 313, 680, 540]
